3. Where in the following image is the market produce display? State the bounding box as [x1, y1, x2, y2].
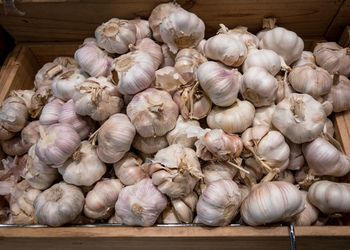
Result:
[1, 2, 350, 227]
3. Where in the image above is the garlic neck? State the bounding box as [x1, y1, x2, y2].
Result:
[46, 65, 63, 79]
[262, 18, 277, 29]
[148, 103, 164, 114]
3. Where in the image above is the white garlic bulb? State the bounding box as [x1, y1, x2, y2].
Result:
[134, 38, 163, 68]
[21, 121, 41, 146]
[58, 141, 107, 186]
[202, 162, 237, 185]
[207, 100, 255, 134]
[326, 75, 350, 112]
[34, 182, 84, 227]
[34, 62, 64, 89]
[196, 39, 206, 55]
[154, 66, 186, 94]
[294, 191, 319, 226]
[108, 213, 123, 224]
[204, 33, 247, 67]
[113, 152, 146, 186]
[288, 64, 332, 98]
[39, 98, 64, 125]
[253, 104, 276, 128]
[272, 93, 326, 144]
[241, 181, 305, 226]
[313, 42, 350, 76]
[51, 70, 86, 101]
[132, 134, 168, 154]
[96, 113, 135, 164]
[115, 178, 167, 226]
[286, 139, 304, 171]
[35, 124, 81, 166]
[166, 116, 201, 148]
[150, 144, 202, 198]
[171, 192, 198, 223]
[95, 18, 136, 54]
[259, 27, 304, 65]
[159, 206, 181, 224]
[308, 181, 350, 214]
[218, 25, 259, 48]
[293, 51, 316, 67]
[175, 48, 207, 83]
[1, 136, 31, 156]
[302, 137, 350, 177]
[323, 118, 335, 137]
[198, 61, 242, 107]
[130, 19, 151, 41]
[73, 77, 123, 121]
[160, 9, 205, 53]
[23, 145, 58, 190]
[197, 179, 241, 226]
[160, 44, 175, 67]
[243, 48, 281, 75]
[127, 88, 178, 137]
[84, 178, 123, 219]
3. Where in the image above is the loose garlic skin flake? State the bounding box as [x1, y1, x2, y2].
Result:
[243, 48, 281, 75]
[175, 48, 207, 83]
[326, 75, 350, 112]
[34, 182, 84, 227]
[166, 116, 201, 148]
[241, 181, 305, 226]
[294, 191, 319, 226]
[113, 153, 146, 186]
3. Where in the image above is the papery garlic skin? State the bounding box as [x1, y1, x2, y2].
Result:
[51, 70, 86, 101]
[197, 179, 241, 226]
[113, 153, 145, 186]
[39, 98, 64, 125]
[259, 27, 304, 65]
[108, 213, 123, 224]
[207, 100, 255, 134]
[253, 104, 276, 128]
[275, 75, 294, 104]
[294, 191, 319, 226]
[243, 48, 281, 75]
[323, 118, 334, 137]
[166, 116, 201, 148]
[198, 61, 242, 107]
[132, 134, 168, 154]
[241, 181, 305, 226]
[35, 124, 81, 166]
[313, 42, 350, 76]
[127, 88, 178, 137]
[154, 66, 185, 94]
[219, 25, 259, 48]
[115, 178, 167, 226]
[95, 18, 136, 54]
[130, 19, 151, 41]
[84, 179, 123, 219]
[171, 192, 198, 223]
[135, 38, 163, 69]
[293, 51, 316, 67]
[1, 136, 31, 156]
[21, 121, 41, 146]
[202, 162, 237, 185]
[58, 141, 107, 186]
[160, 44, 175, 67]
[34, 182, 84, 227]
[175, 48, 207, 83]
[204, 34, 247, 67]
[308, 181, 350, 214]
[287, 140, 304, 171]
[159, 206, 181, 224]
[97, 113, 136, 164]
[326, 75, 350, 112]
[276, 170, 295, 184]
[272, 93, 326, 144]
[53, 57, 78, 69]
[302, 137, 350, 177]
[160, 9, 205, 54]
[34, 62, 64, 89]
[150, 144, 202, 198]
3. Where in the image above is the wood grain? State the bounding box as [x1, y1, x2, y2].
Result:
[0, 0, 343, 42]
[339, 26, 350, 47]
[334, 112, 350, 156]
[326, 0, 350, 41]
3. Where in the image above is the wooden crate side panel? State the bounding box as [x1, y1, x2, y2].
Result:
[0, 0, 343, 42]
[326, 0, 350, 41]
[334, 111, 350, 156]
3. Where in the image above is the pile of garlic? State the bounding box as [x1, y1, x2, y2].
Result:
[1, 2, 350, 227]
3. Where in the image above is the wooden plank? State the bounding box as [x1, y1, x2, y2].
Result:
[326, 0, 350, 41]
[334, 112, 350, 156]
[339, 26, 350, 47]
[0, 0, 343, 42]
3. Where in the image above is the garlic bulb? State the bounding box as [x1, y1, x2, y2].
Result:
[259, 27, 304, 65]
[148, 2, 181, 42]
[197, 179, 241, 226]
[196, 39, 206, 55]
[10, 89, 39, 118]
[59, 100, 94, 139]
[293, 51, 316, 67]
[58, 141, 107, 186]
[39, 98, 64, 125]
[160, 44, 175, 67]
[51, 70, 86, 101]
[127, 88, 178, 137]
[134, 38, 163, 68]
[0, 96, 28, 135]
[287, 140, 304, 171]
[202, 162, 237, 185]
[166, 116, 201, 148]
[272, 93, 326, 144]
[35, 124, 81, 165]
[111, 50, 156, 95]
[288, 64, 332, 98]
[323, 118, 334, 137]
[204, 33, 247, 67]
[21, 121, 41, 146]
[95, 18, 136, 54]
[294, 191, 319, 226]
[198, 61, 242, 107]
[74, 38, 112, 77]
[115, 178, 167, 226]
[73, 77, 123, 121]
[23, 145, 58, 190]
[160, 9, 205, 53]
[308, 181, 350, 214]
[133, 134, 168, 154]
[53, 57, 78, 69]
[302, 137, 350, 177]
[175, 48, 207, 82]
[34, 182, 84, 227]
[243, 48, 281, 75]
[275, 75, 294, 103]
[325, 75, 350, 112]
[84, 178, 123, 219]
[241, 67, 278, 107]
[207, 100, 255, 134]
[108, 213, 123, 224]
[159, 206, 181, 224]
[253, 104, 276, 128]
[149, 144, 202, 198]
[34, 62, 64, 89]
[171, 192, 198, 223]
[313, 42, 350, 76]
[130, 19, 151, 41]
[154, 66, 186, 94]
[113, 152, 146, 186]
[96, 113, 136, 164]
[1, 136, 31, 156]
[241, 181, 305, 226]
[195, 129, 243, 161]
[276, 170, 295, 184]
[218, 25, 259, 48]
